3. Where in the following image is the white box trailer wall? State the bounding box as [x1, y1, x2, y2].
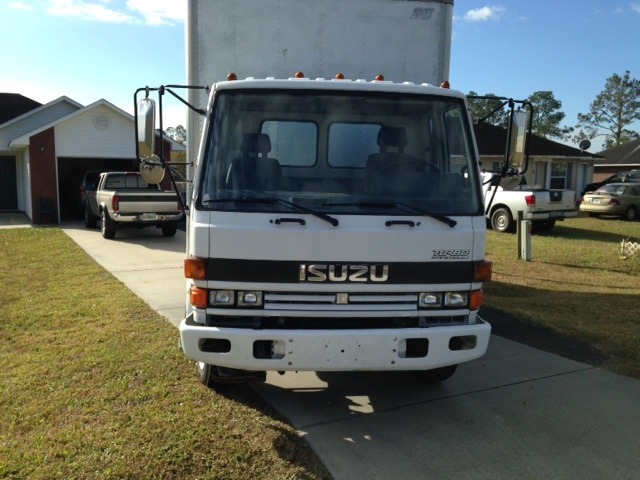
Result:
[186, 0, 453, 158]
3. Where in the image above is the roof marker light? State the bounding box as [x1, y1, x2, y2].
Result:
[335, 73, 345, 80]
[374, 74, 385, 81]
[294, 71, 305, 78]
[227, 73, 238, 81]
[440, 80, 451, 89]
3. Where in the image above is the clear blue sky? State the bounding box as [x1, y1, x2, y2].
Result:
[2, 1, 639, 150]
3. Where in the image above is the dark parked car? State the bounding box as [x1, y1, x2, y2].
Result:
[78, 170, 100, 208]
[582, 170, 640, 196]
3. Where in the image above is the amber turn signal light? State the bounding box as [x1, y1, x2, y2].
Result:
[474, 261, 492, 282]
[185, 257, 206, 280]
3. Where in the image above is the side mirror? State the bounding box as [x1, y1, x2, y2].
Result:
[508, 109, 528, 174]
[137, 98, 156, 158]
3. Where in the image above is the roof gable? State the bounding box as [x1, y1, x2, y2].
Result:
[0, 93, 41, 125]
[9, 99, 134, 148]
[0, 96, 83, 150]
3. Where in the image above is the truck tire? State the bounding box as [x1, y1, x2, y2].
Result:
[623, 206, 637, 221]
[415, 364, 458, 383]
[490, 207, 514, 233]
[161, 223, 178, 237]
[532, 219, 556, 233]
[84, 203, 98, 228]
[197, 362, 266, 387]
[198, 362, 218, 389]
[100, 209, 116, 239]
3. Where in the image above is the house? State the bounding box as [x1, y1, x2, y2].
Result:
[0, 93, 177, 224]
[593, 138, 640, 182]
[474, 122, 603, 194]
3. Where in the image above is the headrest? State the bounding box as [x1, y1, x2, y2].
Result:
[241, 133, 271, 156]
[377, 127, 408, 149]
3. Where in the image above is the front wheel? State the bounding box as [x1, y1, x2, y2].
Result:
[623, 206, 637, 221]
[198, 362, 218, 389]
[197, 362, 266, 388]
[414, 364, 458, 383]
[100, 210, 116, 239]
[490, 208, 514, 233]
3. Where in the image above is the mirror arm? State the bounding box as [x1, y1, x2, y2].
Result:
[502, 99, 516, 177]
[163, 85, 209, 116]
[520, 101, 534, 176]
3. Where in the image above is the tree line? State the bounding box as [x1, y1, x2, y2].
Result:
[468, 70, 640, 151]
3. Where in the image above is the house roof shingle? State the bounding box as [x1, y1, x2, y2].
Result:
[595, 138, 640, 167]
[473, 122, 602, 159]
[0, 93, 42, 125]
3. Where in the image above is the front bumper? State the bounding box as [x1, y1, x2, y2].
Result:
[179, 314, 491, 372]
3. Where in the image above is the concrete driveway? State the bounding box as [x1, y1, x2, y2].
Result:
[63, 222, 640, 480]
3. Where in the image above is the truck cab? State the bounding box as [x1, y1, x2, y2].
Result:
[173, 77, 493, 384]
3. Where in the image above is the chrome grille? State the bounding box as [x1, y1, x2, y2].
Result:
[264, 292, 418, 311]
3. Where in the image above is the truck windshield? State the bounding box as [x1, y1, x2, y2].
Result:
[197, 89, 482, 217]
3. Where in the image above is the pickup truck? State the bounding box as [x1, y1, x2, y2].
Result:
[482, 172, 578, 233]
[84, 171, 183, 239]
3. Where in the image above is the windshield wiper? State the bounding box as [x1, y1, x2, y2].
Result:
[204, 196, 339, 227]
[322, 200, 457, 228]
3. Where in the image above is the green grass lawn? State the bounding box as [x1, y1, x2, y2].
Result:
[0, 228, 329, 480]
[1, 217, 638, 478]
[485, 215, 640, 378]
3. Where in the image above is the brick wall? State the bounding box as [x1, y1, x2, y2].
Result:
[29, 128, 58, 224]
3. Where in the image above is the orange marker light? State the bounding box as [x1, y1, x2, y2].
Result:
[184, 257, 206, 280]
[374, 74, 385, 81]
[335, 72, 345, 80]
[469, 290, 485, 311]
[190, 286, 208, 309]
[440, 80, 451, 89]
[294, 71, 305, 78]
[474, 260, 493, 282]
[227, 72, 238, 81]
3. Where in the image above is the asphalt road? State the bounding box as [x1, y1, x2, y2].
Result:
[62, 223, 640, 480]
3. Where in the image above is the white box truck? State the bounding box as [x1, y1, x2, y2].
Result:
[136, 0, 531, 386]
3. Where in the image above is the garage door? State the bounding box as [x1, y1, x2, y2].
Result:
[0, 156, 18, 211]
[57, 157, 137, 221]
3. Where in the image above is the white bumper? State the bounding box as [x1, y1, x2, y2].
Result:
[179, 316, 491, 372]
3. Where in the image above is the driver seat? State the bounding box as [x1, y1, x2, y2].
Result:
[226, 133, 281, 191]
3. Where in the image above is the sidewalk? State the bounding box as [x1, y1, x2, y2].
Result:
[0, 212, 32, 228]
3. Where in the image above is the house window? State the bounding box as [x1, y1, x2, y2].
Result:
[550, 162, 567, 189]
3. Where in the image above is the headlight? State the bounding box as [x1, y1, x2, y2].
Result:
[418, 292, 442, 308]
[418, 291, 469, 309]
[210, 290, 235, 306]
[237, 291, 263, 307]
[444, 292, 468, 307]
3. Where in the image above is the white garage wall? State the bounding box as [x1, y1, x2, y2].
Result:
[54, 104, 135, 159]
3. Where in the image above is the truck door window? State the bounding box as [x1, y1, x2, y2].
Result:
[444, 109, 472, 175]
